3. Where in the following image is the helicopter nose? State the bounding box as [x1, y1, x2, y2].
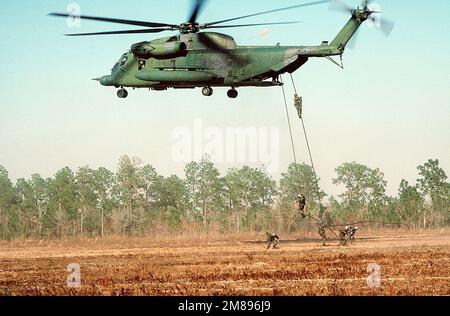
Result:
[96, 75, 114, 86]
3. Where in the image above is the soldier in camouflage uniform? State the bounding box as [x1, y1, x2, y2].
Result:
[317, 221, 327, 246]
[347, 226, 359, 243]
[294, 94, 303, 119]
[296, 194, 307, 218]
[266, 232, 280, 249]
[339, 228, 348, 245]
[339, 226, 359, 245]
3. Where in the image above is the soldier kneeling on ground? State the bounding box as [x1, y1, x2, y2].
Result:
[266, 232, 280, 249]
[347, 226, 359, 243]
[296, 194, 306, 218]
[339, 225, 359, 245]
[339, 228, 348, 245]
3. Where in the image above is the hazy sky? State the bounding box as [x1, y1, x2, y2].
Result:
[0, 0, 449, 198]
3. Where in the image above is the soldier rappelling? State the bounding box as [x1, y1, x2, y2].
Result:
[294, 94, 303, 119]
[296, 194, 307, 218]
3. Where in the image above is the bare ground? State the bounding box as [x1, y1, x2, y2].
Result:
[0, 229, 449, 296]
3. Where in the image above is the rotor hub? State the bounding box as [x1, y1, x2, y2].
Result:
[352, 7, 372, 22]
[179, 22, 201, 34]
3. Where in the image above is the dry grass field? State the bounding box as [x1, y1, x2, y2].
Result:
[0, 229, 449, 296]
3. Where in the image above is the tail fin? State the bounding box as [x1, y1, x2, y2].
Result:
[330, 16, 364, 52]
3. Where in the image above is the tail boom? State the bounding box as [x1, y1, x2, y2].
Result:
[301, 8, 372, 57]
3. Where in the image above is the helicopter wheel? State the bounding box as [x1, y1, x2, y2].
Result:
[202, 86, 213, 97]
[227, 88, 238, 99]
[117, 88, 128, 99]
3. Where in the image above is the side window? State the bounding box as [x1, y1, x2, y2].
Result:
[138, 60, 146, 70]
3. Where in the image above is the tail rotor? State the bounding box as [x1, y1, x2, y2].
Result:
[329, 0, 395, 48]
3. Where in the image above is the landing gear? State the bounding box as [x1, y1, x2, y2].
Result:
[227, 88, 238, 99]
[202, 86, 213, 96]
[117, 88, 128, 99]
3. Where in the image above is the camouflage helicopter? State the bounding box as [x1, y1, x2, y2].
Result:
[49, 0, 394, 99]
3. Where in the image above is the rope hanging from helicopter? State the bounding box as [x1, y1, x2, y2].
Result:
[280, 74, 338, 236]
[281, 74, 400, 239]
[281, 74, 325, 210]
[289, 73, 324, 214]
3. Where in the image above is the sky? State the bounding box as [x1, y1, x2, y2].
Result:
[0, 0, 449, 199]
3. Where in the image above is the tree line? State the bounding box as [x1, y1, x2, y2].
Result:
[0, 156, 448, 239]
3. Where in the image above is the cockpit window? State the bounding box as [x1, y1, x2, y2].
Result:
[112, 53, 128, 74]
[120, 55, 128, 66]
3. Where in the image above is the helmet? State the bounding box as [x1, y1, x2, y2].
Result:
[355, 226, 359, 230]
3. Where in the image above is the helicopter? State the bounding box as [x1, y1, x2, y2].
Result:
[49, 0, 394, 99]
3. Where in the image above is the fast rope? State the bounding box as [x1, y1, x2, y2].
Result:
[289, 73, 324, 219]
[281, 76, 400, 240]
[281, 77, 298, 168]
[281, 76, 306, 203]
[281, 75, 340, 238]
[281, 74, 324, 218]
[309, 214, 340, 239]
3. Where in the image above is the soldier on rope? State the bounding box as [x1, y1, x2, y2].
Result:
[296, 194, 306, 218]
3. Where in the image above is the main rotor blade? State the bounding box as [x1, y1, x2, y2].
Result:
[188, 0, 207, 24]
[205, 21, 301, 29]
[49, 12, 177, 28]
[64, 28, 175, 36]
[204, 0, 330, 27]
